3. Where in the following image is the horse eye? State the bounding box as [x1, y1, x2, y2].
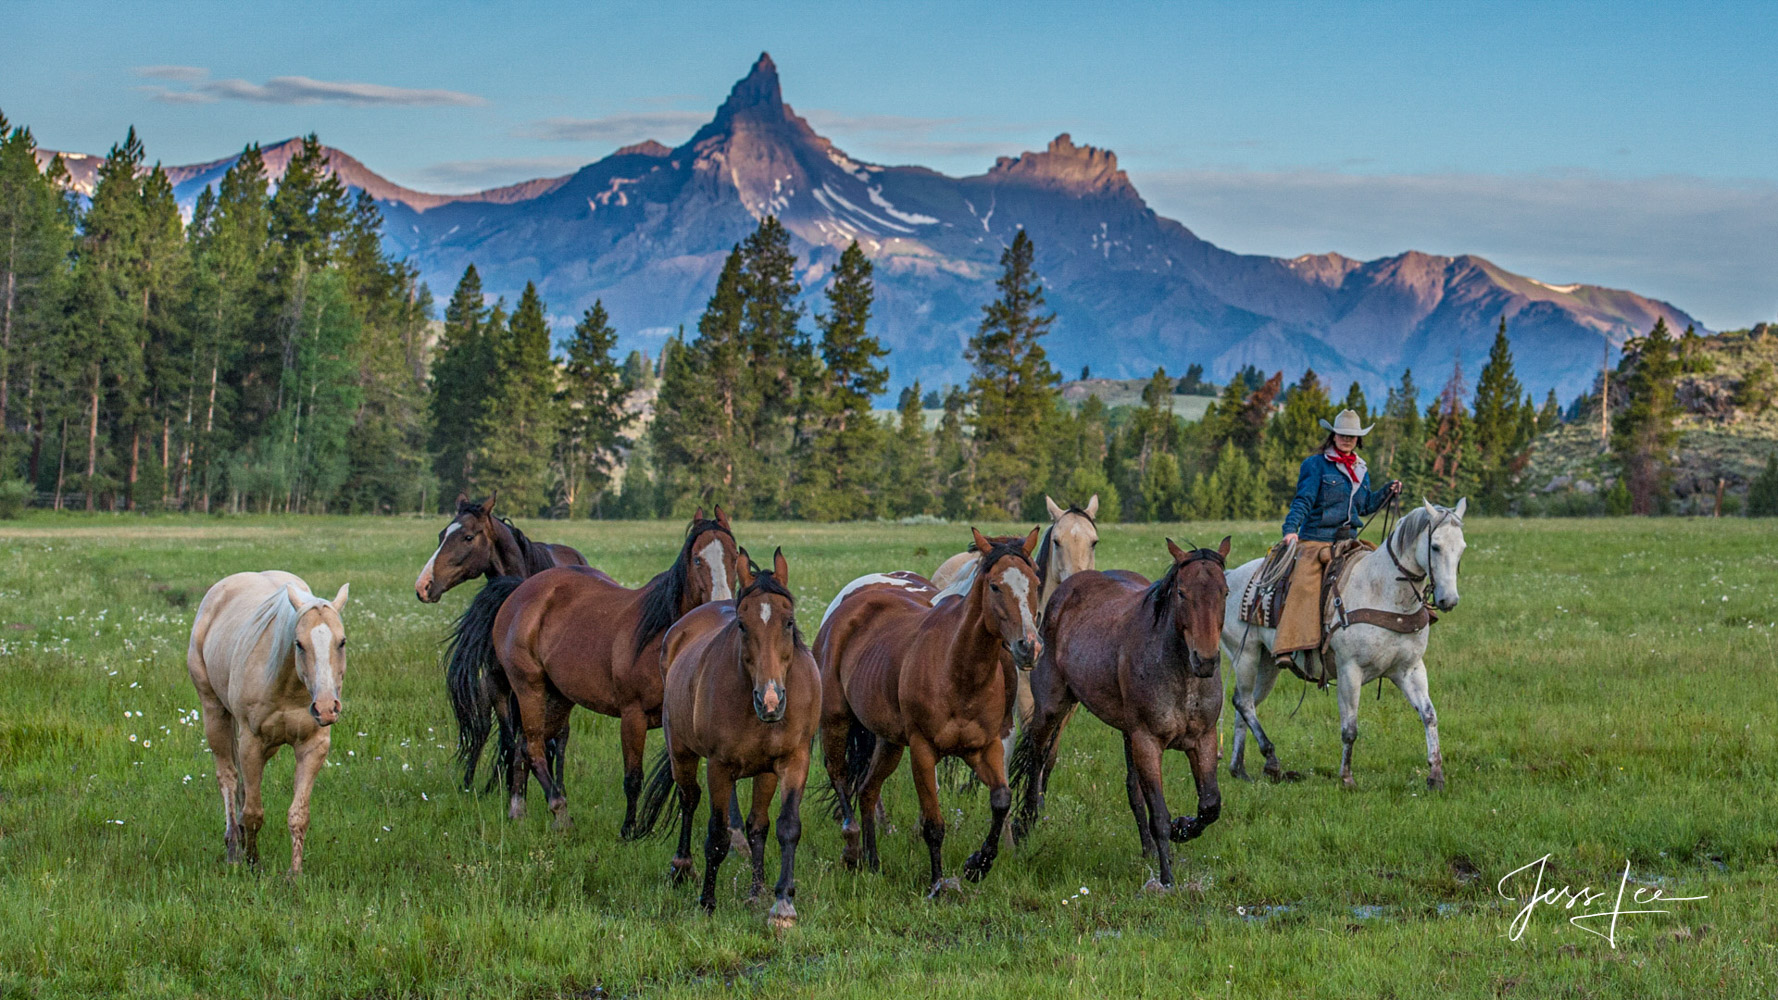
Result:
[339, 638, 347, 647]
[990, 583, 1001, 592]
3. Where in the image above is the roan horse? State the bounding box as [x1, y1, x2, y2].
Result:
[1222, 500, 1467, 789]
[448, 509, 739, 835]
[413, 491, 589, 604]
[1011, 538, 1229, 890]
[187, 571, 350, 874]
[817, 528, 1043, 896]
[634, 549, 819, 927]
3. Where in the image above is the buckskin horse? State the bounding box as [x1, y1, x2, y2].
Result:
[634, 548, 819, 927]
[414, 491, 589, 603]
[1011, 538, 1229, 890]
[1222, 500, 1467, 789]
[447, 509, 739, 835]
[187, 571, 350, 875]
[817, 528, 1043, 897]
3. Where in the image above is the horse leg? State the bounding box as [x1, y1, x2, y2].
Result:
[200, 704, 242, 862]
[908, 738, 954, 897]
[511, 673, 568, 827]
[1232, 652, 1285, 781]
[699, 762, 737, 913]
[236, 734, 273, 868]
[856, 740, 905, 874]
[1171, 727, 1223, 843]
[1121, 734, 1156, 858]
[506, 706, 530, 821]
[729, 793, 749, 855]
[745, 771, 779, 901]
[617, 705, 648, 839]
[285, 733, 328, 876]
[961, 740, 1011, 884]
[1129, 732, 1174, 889]
[819, 716, 863, 867]
[543, 694, 572, 798]
[1337, 659, 1363, 789]
[767, 754, 809, 929]
[1012, 654, 1073, 841]
[669, 749, 701, 886]
[1393, 659, 1444, 790]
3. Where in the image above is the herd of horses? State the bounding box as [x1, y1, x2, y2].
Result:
[185, 490, 1468, 924]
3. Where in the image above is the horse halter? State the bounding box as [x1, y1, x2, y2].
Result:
[1385, 509, 1453, 607]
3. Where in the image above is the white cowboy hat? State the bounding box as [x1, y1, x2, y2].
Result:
[1319, 408, 1375, 437]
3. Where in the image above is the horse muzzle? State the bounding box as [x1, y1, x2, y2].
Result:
[1187, 649, 1220, 679]
[753, 682, 786, 724]
[1009, 637, 1041, 672]
[310, 699, 341, 727]
[1436, 593, 1459, 612]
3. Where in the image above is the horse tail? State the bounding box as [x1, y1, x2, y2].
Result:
[631, 745, 681, 841]
[445, 575, 524, 791]
[821, 720, 879, 820]
[1007, 724, 1044, 814]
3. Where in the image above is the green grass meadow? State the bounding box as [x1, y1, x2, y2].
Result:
[1, 515, 1774, 997]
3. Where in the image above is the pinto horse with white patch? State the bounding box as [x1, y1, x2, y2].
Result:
[187, 571, 350, 874]
[447, 509, 740, 836]
[817, 528, 1043, 896]
[414, 491, 590, 604]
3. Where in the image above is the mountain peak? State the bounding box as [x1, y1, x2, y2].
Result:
[987, 133, 1133, 196]
[715, 52, 785, 122]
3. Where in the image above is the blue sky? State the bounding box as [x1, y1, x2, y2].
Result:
[3, 0, 1773, 328]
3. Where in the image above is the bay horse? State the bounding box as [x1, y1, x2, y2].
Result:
[634, 549, 818, 927]
[930, 496, 1099, 763]
[817, 528, 1043, 896]
[1011, 538, 1229, 890]
[414, 490, 589, 603]
[448, 509, 739, 835]
[1222, 500, 1466, 789]
[187, 571, 350, 874]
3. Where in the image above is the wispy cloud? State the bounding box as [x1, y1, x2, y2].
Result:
[137, 67, 485, 107]
[1135, 168, 1778, 330]
[517, 112, 707, 143]
[410, 156, 588, 192]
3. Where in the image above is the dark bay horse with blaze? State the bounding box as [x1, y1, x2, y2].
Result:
[415, 491, 590, 603]
[448, 509, 739, 835]
[817, 528, 1043, 896]
[1013, 537, 1230, 890]
[634, 549, 819, 926]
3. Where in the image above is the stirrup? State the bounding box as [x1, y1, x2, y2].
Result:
[1277, 651, 1313, 683]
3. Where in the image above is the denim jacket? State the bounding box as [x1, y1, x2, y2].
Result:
[1281, 451, 1387, 542]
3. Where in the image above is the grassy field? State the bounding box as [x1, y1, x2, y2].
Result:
[1, 514, 1774, 998]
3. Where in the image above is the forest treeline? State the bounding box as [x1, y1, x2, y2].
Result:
[0, 119, 1734, 521]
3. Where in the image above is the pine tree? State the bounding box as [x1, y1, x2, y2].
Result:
[935, 384, 972, 519]
[883, 377, 935, 517]
[473, 282, 557, 512]
[800, 241, 887, 520]
[1746, 453, 1778, 517]
[1342, 381, 1370, 422]
[966, 229, 1060, 516]
[1261, 369, 1332, 505]
[428, 265, 491, 504]
[1537, 389, 1563, 432]
[738, 216, 812, 515]
[653, 249, 745, 513]
[1611, 318, 1681, 515]
[1472, 317, 1529, 512]
[1374, 368, 1422, 494]
[0, 118, 74, 477]
[1425, 360, 1479, 503]
[556, 299, 627, 517]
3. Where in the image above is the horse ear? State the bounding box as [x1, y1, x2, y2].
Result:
[971, 527, 993, 554]
[1166, 538, 1187, 562]
[1022, 526, 1042, 556]
[714, 505, 730, 530]
[773, 547, 789, 587]
[1423, 498, 1436, 517]
[694, 505, 706, 521]
[455, 491, 470, 510]
[736, 548, 755, 591]
[1045, 495, 1064, 520]
[1454, 497, 1468, 519]
[1085, 494, 1099, 519]
[331, 583, 350, 613]
[285, 584, 307, 611]
[484, 490, 498, 513]
[1218, 535, 1232, 559]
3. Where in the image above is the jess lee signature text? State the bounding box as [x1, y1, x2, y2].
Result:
[1497, 854, 1707, 948]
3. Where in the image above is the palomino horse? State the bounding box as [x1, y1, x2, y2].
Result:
[1223, 500, 1466, 789]
[1012, 538, 1229, 889]
[930, 495, 1099, 762]
[635, 549, 818, 927]
[187, 571, 350, 874]
[414, 491, 589, 603]
[448, 509, 739, 835]
[818, 528, 1043, 896]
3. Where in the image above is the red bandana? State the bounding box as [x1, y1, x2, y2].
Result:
[1327, 448, 1360, 483]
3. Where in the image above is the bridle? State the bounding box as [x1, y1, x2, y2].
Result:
[1385, 507, 1456, 608]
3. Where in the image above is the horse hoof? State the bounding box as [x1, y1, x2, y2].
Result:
[767, 899, 798, 930]
[1427, 774, 1445, 791]
[926, 877, 962, 899]
[552, 813, 573, 833]
[669, 858, 694, 885]
[1341, 775, 1356, 790]
[1141, 877, 1172, 894]
[962, 852, 992, 883]
[1169, 817, 1202, 843]
[729, 827, 751, 854]
[699, 897, 716, 914]
[1281, 770, 1305, 783]
[841, 846, 862, 871]
[1231, 766, 1251, 782]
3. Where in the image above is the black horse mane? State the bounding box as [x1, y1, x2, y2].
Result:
[1144, 547, 1227, 626]
[495, 516, 558, 576]
[635, 517, 730, 656]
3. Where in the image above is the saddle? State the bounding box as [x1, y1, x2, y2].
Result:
[1237, 537, 1373, 638]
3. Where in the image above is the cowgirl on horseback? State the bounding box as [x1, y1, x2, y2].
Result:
[1273, 409, 1401, 671]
